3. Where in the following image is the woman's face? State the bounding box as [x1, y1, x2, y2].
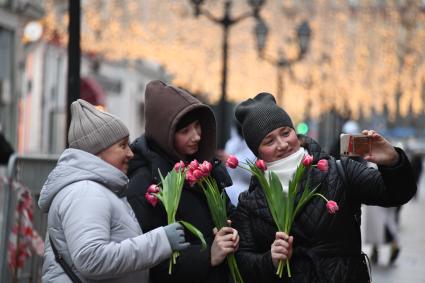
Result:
[258, 127, 300, 163]
[97, 137, 134, 174]
[174, 120, 202, 158]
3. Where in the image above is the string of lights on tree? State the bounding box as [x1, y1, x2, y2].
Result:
[41, 0, 425, 122]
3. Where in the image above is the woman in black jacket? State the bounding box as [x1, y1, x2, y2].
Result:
[126, 80, 237, 283]
[231, 92, 417, 283]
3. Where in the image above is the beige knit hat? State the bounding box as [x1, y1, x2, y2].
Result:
[68, 99, 129, 154]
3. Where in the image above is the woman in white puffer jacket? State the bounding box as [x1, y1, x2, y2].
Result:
[38, 99, 188, 283]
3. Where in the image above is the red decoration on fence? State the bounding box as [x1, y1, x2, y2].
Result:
[2, 179, 44, 272]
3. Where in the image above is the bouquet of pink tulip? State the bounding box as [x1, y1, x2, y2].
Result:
[185, 159, 244, 283]
[145, 161, 207, 274]
[226, 154, 338, 278]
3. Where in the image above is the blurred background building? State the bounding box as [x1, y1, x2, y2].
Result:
[0, 0, 44, 148]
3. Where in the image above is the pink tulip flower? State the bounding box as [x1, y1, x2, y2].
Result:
[145, 192, 158, 207]
[326, 200, 339, 214]
[192, 169, 204, 180]
[199, 161, 213, 174]
[226, 155, 239, 169]
[174, 161, 185, 172]
[147, 184, 160, 194]
[302, 154, 313, 167]
[317, 159, 328, 172]
[186, 171, 198, 186]
[255, 159, 267, 171]
[189, 159, 199, 171]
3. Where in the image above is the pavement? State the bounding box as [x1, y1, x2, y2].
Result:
[362, 169, 425, 283]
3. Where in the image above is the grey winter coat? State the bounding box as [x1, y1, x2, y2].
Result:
[38, 149, 172, 283]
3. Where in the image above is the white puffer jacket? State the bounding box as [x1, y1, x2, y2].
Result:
[38, 149, 172, 283]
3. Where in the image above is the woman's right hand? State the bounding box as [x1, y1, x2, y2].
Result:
[271, 232, 293, 268]
[361, 130, 399, 166]
[210, 225, 239, 266]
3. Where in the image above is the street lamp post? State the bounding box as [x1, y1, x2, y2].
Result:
[189, 0, 265, 148]
[67, 0, 81, 138]
[254, 20, 311, 105]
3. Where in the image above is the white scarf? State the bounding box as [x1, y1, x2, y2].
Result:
[265, 148, 306, 193]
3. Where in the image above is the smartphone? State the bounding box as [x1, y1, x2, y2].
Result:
[340, 134, 371, 157]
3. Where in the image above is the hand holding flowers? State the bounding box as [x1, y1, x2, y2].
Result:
[211, 221, 239, 267]
[144, 163, 206, 274]
[271, 232, 293, 268]
[185, 159, 244, 283]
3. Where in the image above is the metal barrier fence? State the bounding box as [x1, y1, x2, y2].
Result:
[0, 154, 58, 283]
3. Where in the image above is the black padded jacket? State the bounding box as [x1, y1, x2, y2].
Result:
[126, 135, 234, 283]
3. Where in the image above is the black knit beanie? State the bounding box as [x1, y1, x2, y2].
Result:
[235, 92, 294, 156]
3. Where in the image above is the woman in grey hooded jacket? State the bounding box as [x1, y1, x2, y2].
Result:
[38, 99, 189, 283]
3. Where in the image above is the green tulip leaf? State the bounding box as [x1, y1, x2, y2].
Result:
[179, 220, 207, 251]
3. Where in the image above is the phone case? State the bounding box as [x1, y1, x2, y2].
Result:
[340, 134, 371, 157]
